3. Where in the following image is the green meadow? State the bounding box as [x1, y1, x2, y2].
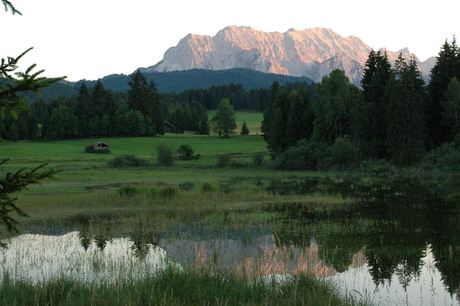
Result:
[208, 110, 263, 135]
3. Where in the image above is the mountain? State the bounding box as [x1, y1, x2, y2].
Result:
[143, 26, 435, 85]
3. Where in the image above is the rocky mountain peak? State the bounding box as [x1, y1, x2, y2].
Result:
[143, 26, 435, 85]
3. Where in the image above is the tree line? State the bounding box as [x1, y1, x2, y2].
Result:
[1, 74, 310, 140]
[0, 70, 210, 140]
[263, 38, 460, 169]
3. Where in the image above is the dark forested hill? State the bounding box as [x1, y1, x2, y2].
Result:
[30, 68, 312, 101]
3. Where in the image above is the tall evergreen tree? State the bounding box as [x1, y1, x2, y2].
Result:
[240, 120, 250, 135]
[91, 80, 115, 118]
[442, 77, 460, 140]
[75, 83, 93, 137]
[285, 89, 312, 147]
[147, 80, 164, 135]
[386, 55, 426, 164]
[128, 70, 164, 135]
[360, 50, 393, 158]
[427, 38, 460, 147]
[261, 81, 291, 157]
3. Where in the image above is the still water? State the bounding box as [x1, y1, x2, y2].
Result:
[1, 176, 459, 305]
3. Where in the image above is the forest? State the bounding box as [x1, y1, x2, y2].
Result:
[2, 39, 460, 168]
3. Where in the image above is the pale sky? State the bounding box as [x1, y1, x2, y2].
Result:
[2, 0, 459, 81]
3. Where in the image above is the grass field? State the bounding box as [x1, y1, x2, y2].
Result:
[208, 111, 263, 135]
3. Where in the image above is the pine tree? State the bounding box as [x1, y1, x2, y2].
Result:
[386, 55, 426, 164]
[240, 120, 250, 135]
[285, 89, 312, 148]
[128, 71, 164, 135]
[442, 77, 460, 139]
[92, 80, 115, 119]
[147, 80, 164, 135]
[427, 38, 460, 147]
[360, 50, 393, 158]
[75, 83, 93, 137]
[262, 81, 291, 157]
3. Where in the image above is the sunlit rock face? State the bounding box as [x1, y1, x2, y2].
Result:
[144, 26, 435, 85]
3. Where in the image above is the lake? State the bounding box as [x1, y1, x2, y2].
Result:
[1, 175, 459, 305]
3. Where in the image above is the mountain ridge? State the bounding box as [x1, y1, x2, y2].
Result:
[142, 26, 435, 85]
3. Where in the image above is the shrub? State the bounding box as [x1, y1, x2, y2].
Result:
[178, 182, 195, 191]
[157, 144, 174, 166]
[219, 182, 233, 194]
[159, 186, 178, 199]
[177, 144, 197, 160]
[359, 159, 393, 175]
[216, 154, 234, 167]
[253, 153, 264, 166]
[426, 143, 460, 169]
[276, 140, 328, 171]
[118, 185, 139, 197]
[202, 183, 216, 193]
[321, 136, 360, 170]
[108, 155, 149, 168]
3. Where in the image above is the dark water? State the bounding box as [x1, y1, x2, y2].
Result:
[1, 175, 459, 305]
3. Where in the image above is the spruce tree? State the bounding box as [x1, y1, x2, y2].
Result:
[442, 77, 460, 139]
[285, 89, 312, 148]
[360, 50, 393, 158]
[428, 38, 460, 147]
[386, 55, 426, 164]
[148, 81, 164, 135]
[262, 81, 291, 157]
[75, 83, 93, 137]
[92, 80, 115, 119]
[240, 120, 250, 135]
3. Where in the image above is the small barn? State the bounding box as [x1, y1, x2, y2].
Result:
[164, 121, 175, 133]
[86, 142, 111, 153]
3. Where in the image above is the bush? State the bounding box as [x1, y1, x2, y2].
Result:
[359, 159, 393, 174]
[159, 186, 178, 199]
[147, 187, 157, 198]
[202, 182, 216, 193]
[426, 143, 460, 169]
[177, 144, 199, 160]
[216, 154, 234, 167]
[108, 155, 149, 168]
[253, 153, 264, 166]
[321, 136, 360, 170]
[276, 140, 329, 171]
[178, 182, 195, 191]
[118, 185, 139, 197]
[157, 144, 174, 166]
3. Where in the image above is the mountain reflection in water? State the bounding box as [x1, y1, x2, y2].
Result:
[1, 175, 459, 305]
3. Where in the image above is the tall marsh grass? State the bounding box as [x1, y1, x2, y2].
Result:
[0, 267, 355, 306]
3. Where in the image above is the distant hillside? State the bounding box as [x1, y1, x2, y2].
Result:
[84, 68, 313, 92]
[31, 68, 312, 101]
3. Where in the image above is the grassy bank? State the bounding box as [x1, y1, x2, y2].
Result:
[0, 267, 355, 306]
